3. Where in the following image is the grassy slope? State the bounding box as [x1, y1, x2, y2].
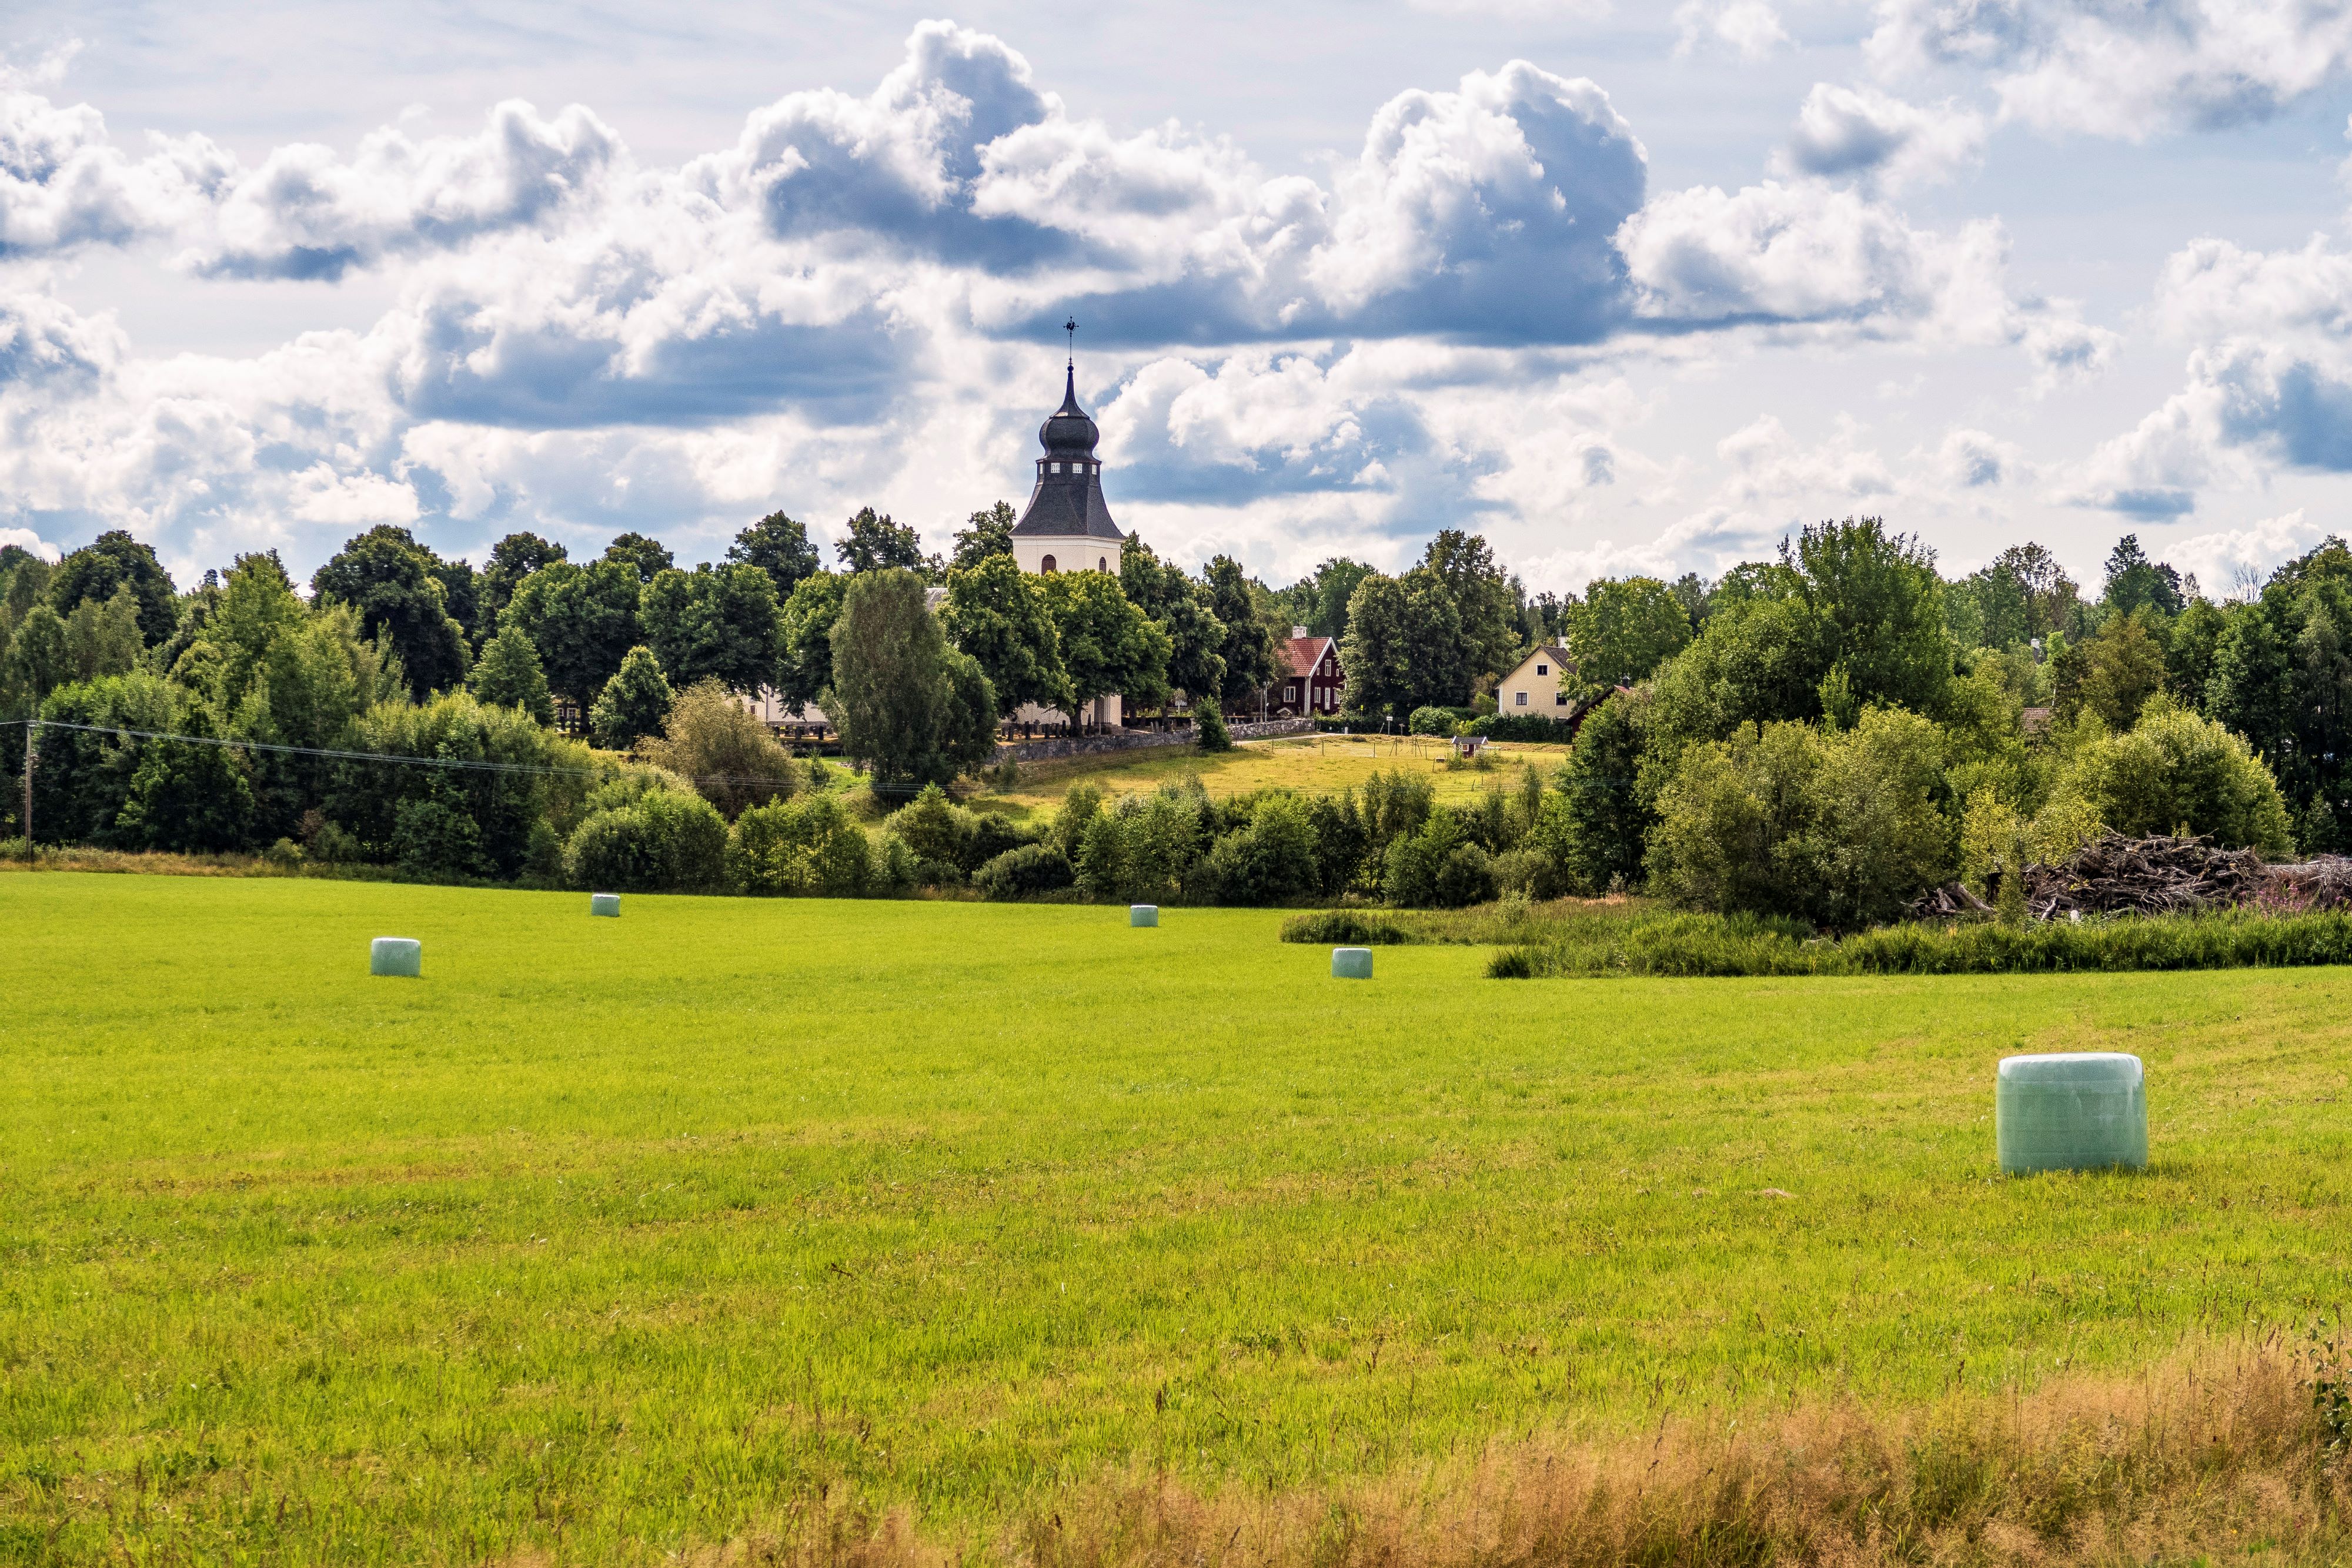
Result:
[3, 874, 2349, 1561]
[978, 733, 1569, 814]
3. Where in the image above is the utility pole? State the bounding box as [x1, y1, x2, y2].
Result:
[20, 719, 33, 869]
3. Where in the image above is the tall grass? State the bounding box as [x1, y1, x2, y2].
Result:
[1491, 907, 2352, 978]
[683, 1340, 2350, 1567]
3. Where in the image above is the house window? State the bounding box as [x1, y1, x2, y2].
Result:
[1041, 554, 1057, 572]
[1555, 691, 1568, 706]
[1098, 556, 1108, 570]
[1536, 663, 1547, 676]
[1515, 691, 1527, 706]
[1285, 684, 1297, 701]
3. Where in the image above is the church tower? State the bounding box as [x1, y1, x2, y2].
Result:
[1010, 333, 1124, 576]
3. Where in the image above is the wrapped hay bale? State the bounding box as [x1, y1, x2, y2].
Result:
[1130, 905, 1158, 928]
[370, 937, 422, 978]
[1331, 947, 1374, 980]
[591, 893, 621, 918]
[1996, 1052, 2146, 1174]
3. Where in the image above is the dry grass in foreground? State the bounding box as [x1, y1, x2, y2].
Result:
[673, 1338, 2352, 1568]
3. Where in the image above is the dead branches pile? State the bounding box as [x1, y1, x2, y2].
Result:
[2023, 833, 2267, 918]
[1907, 833, 2348, 922]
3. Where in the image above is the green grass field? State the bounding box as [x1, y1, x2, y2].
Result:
[977, 733, 1570, 814]
[5, 872, 2352, 1562]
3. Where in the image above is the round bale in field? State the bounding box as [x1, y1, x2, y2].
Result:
[1130, 905, 1158, 928]
[1331, 946, 1374, 980]
[369, 937, 422, 978]
[1996, 1052, 2146, 1175]
[591, 893, 621, 918]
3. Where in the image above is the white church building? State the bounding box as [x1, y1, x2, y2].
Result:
[1006, 360, 1127, 730]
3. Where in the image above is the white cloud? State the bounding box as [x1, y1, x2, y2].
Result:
[1926, 426, 2025, 488]
[1675, 0, 1792, 61]
[0, 526, 61, 560]
[1867, 0, 2352, 139]
[1778, 83, 1985, 193]
[2163, 509, 2335, 597]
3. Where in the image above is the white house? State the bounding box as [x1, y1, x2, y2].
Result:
[1496, 643, 1576, 718]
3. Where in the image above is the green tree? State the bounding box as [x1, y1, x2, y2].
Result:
[2079, 609, 2168, 731]
[776, 570, 849, 713]
[940, 554, 1071, 716]
[1339, 570, 1467, 719]
[1042, 569, 1170, 716]
[639, 678, 799, 819]
[830, 568, 994, 787]
[1562, 577, 1690, 696]
[727, 511, 821, 601]
[2053, 701, 2292, 853]
[1646, 707, 1952, 928]
[1793, 516, 1950, 723]
[603, 532, 674, 586]
[1419, 529, 1517, 680]
[477, 532, 569, 640]
[46, 530, 178, 646]
[590, 646, 675, 750]
[1298, 557, 1375, 641]
[1538, 690, 1652, 892]
[63, 584, 143, 683]
[836, 507, 939, 577]
[1204, 554, 1277, 708]
[8, 604, 72, 706]
[503, 558, 643, 707]
[951, 502, 1017, 571]
[468, 623, 556, 724]
[639, 563, 784, 696]
[2102, 534, 2186, 619]
[111, 700, 258, 853]
[310, 525, 470, 698]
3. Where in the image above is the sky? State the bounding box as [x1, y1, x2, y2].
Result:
[7, 0, 2352, 601]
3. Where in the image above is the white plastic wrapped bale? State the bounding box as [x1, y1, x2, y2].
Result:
[1331, 947, 1373, 979]
[1130, 905, 1158, 927]
[370, 937, 422, 978]
[1996, 1052, 2146, 1174]
[591, 893, 620, 917]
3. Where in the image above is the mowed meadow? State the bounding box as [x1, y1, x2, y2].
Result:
[6, 874, 2352, 1563]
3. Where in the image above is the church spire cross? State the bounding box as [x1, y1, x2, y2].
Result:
[1064, 316, 1077, 367]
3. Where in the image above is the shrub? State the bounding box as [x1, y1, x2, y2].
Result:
[1205, 793, 1320, 905]
[729, 794, 878, 897]
[1492, 844, 1574, 900]
[2053, 700, 2293, 855]
[1646, 706, 1952, 928]
[1382, 808, 1496, 908]
[889, 783, 974, 868]
[1304, 790, 1369, 896]
[637, 678, 799, 820]
[974, 842, 1077, 898]
[1407, 705, 1454, 737]
[965, 811, 1036, 870]
[262, 837, 306, 870]
[1468, 713, 1576, 743]
[1194, 703, 1232, 753]
[564, 773, 730, 893]
[1278, 909, 1417, 945]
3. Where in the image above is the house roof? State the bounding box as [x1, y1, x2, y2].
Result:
[1506, 643, 1573, 678]
[1281, 633, 1337, 679]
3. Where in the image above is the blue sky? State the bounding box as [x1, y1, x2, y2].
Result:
[8, 0, 2352, 599]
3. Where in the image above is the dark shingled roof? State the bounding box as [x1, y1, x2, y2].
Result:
[1011, 365, 1124, 541]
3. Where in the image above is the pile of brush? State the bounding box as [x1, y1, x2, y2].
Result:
[1909, 832, 2351, 921]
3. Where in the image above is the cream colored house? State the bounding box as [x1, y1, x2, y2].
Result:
[1497, 643, 1575, 719]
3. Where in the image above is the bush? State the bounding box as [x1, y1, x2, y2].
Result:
[965, 811, 1037, 869]
[1489, 907, 2352, 979]
[590, 645, 674, 750]
[2053, 700, 2293, 855]
[889, 783, 974, 868]
[729, 794, 878, 897]
[564, 773, 730, 893]
[974, 842, 1077, 898]
[1204, 793, 1319, 905]
[1646, 706, 1951, 928]
[1492, 844, 1574, 900]
[1471, 713, 1578, 743]
[1382, 808, 1496, 908]
[1277, 910, 1417, 944]
[1407, 705, 1454, 737]
[1075, 785, 1210, 902]
[1194, 704, 1233, 753]
[637, 678, 799, 820]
